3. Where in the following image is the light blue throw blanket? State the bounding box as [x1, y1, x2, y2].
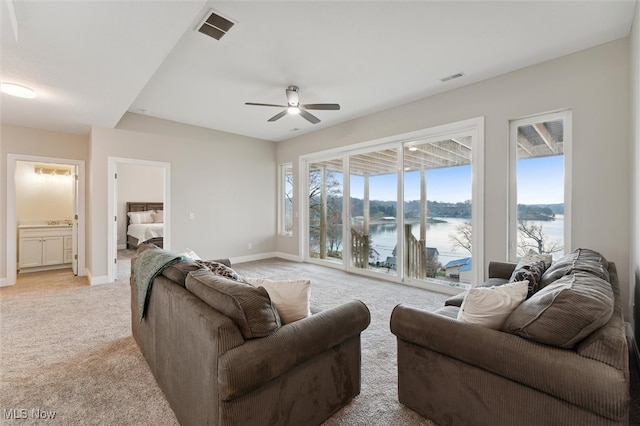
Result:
[134, 248, 186, 321]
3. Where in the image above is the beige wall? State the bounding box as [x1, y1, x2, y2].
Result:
[1, 124, 88, 283]
[276, 39, 632, 319]
[630, 1, 639, 345]
[87, 115, 277, 282]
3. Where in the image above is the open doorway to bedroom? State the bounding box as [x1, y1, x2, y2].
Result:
[107, 157, 170, 283]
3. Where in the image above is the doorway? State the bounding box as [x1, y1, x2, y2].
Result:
[107, 157, 171, 283]
[6, 154, 86, 287]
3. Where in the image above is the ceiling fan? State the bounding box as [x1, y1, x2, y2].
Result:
[245, 85, 340, 124]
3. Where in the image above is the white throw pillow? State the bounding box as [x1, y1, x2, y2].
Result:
[182, 248, 201, 260]
[457, 280, 529, 330]
[245, 277, 311, 324]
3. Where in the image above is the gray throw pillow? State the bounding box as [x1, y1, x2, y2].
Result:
[161, 261, 203, 287]
[195, 259, 244, 282]
[502, 271, 614, 349]
[185, 269, 281, 339]
[509, 260, 547, 297]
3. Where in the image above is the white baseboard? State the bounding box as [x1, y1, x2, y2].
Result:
[87, 270, 111, 286]
[0, 277, 10, 287]
[625, 322, 640, 365]
[231, 252, 302, 265]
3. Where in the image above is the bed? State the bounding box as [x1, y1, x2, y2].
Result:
[126, 202, 164, 249]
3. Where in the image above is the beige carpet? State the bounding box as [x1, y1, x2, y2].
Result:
[0, 257, 449, 425]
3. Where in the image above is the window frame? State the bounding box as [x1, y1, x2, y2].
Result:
[278, 162, 294, 237]
[508, 109, 572, 262]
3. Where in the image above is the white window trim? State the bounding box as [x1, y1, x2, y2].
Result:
[278, 162, 294, 237]
[508, 109, 572, 262]
[299, 117, 484, 290]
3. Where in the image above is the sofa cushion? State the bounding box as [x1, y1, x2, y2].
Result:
[540, 248, 610, 288]
[161, 261, 203, 287]
[185, 269, 281, 339]
[245, 278, 311, 324]
[457, 280, 528, 330]
[444, 278, 509, 307]
[502, 271, 614, 348]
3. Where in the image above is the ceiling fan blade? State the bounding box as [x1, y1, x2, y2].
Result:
[299, 109, 321, 124]
[245, 102, 287, 108]
[302, 103, 341, 110]
[286, 86, 299, 106]
[268, 110, 288, 122]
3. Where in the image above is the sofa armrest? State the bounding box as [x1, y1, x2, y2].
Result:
[218, 299, 370, 401]
[390, 304, 628, 419]
[488, 261, 516, 279]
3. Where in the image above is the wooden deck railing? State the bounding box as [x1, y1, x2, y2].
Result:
[404, 224, 427, 279]
[351, 228, 369, 268]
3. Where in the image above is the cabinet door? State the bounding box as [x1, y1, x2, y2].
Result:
[42, 236, 64, 266]
[64, 235, 73, 264]
[19, 238, 43, 268]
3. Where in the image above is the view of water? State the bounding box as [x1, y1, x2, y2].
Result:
[368, 215, 565, 266]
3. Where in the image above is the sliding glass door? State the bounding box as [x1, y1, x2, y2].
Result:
[303, 118, 483, 289]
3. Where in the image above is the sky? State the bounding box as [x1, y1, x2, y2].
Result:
[348, 155, 564, 205]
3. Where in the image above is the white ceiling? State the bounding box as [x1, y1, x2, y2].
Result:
[1, 1, 636, 142]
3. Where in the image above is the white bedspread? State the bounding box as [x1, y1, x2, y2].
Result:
[128, 223, 164, 243]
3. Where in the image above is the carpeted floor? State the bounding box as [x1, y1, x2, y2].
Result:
[0, 257, 446, 425]
[1, 257, 638, 425]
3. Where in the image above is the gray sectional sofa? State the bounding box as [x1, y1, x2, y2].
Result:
[391, 248, 630, 426]
[130, 246, 370, 426]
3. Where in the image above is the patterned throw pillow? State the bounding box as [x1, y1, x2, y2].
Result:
[509, 260, 548, 297]
[195, 260, 244, 282]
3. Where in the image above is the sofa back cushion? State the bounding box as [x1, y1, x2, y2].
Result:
[540, 248, 610, 288]
[161, 261, 203, 287]
[502, 271, 614, 348]
[186, 269, 281, 339]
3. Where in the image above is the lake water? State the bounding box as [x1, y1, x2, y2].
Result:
[368, 215, 565, 265]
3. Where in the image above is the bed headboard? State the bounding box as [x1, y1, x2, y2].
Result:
[126, 202, 163, 226]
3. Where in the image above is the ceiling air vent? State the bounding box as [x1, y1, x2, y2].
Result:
[197, 9, 235, 40]
[440, 72, 465, 83]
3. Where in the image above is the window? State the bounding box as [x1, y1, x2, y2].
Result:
[278, 163, 293, 236]
[509, 110, 571, 261]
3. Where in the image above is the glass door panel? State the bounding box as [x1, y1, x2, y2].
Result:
[348, 148, 398, 275]
[308, 158, 343, 264]
[403, 137, 472, 288]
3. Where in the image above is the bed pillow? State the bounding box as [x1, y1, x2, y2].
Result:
[245, 278, 311, 324]
[128, 211, 154, 224]
[502, 271, 614, 348]
[457, 280, 528, 330]
[151, 210, 164, 223]
[186, 269, 281, 339]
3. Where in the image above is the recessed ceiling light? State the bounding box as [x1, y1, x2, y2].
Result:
[1, 82, 37, 99]
[408, 146, 418, 151]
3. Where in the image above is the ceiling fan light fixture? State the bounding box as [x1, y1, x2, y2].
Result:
[287, 106, 300, 115]
[1, 82, 37, 99]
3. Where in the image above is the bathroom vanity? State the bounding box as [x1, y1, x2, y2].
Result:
[18, 224, 73, 272]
